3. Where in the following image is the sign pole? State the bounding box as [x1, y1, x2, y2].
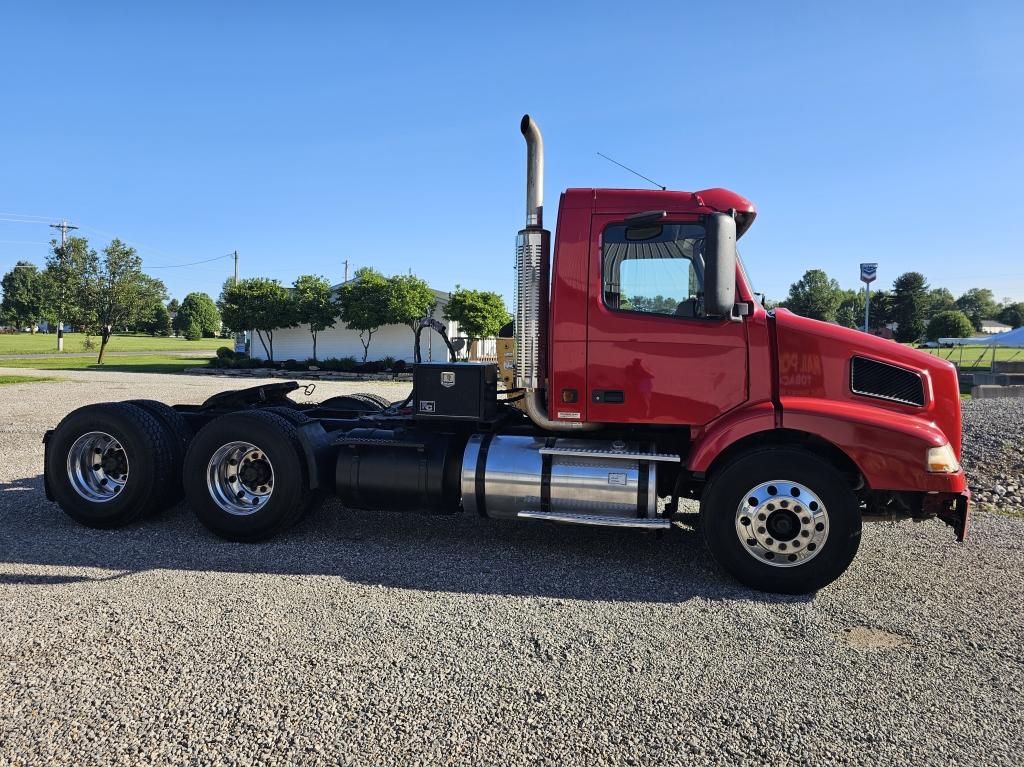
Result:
[864, 281, 871, 331]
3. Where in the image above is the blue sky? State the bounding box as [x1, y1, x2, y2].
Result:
[1, 1, 1022, 305]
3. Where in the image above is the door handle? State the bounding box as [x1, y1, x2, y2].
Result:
[592, 390, 625, 404]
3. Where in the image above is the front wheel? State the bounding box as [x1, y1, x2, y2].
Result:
[700, 447, 861, 594]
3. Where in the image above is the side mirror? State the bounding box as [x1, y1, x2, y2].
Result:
[704, 212, 737, 317]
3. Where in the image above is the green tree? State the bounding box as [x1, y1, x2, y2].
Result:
[998, 301, 1024, 329]
[219, 278, 295, 362]
[835, 289, 866, 329]
[782, 269, 842, 322]
[0, 261, 45, 332]
[892, 271, 930, 342]
[926, 310, 974, 341]
[956, 288, 999, 331]
[867, 289, 895, 330]
[387, 273, 437, 355]
[85, 239, 169, 363]
[174, 292, 221, 338]
[40, 236, 97, 350]
[337, 267, 391, 362]
[293, 274, 339, 362]
[443, 286, 511, 359]
[928, 287, 957, 315]
[139, 301, 172, 336]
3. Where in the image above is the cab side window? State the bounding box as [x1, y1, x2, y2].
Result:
[602, 223, 705, 318]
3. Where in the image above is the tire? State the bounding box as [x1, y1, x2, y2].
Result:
[700, 447, 861, 594]
[183, 410, 313, 542]
[46, 402, 177, 528]
[318, 395, 382, 412]
[124, 399, 192, 510]
[352, 393, 391, 410]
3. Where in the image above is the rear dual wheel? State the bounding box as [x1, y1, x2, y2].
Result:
[183, 410, 316, 542]
[47, 403, 181, 528]
[700, 448, 861, 594]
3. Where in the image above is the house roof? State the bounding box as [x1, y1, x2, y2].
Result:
[980, 319, 1011, 329]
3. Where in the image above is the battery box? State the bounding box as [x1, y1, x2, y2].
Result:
[414, 362, 498, 421]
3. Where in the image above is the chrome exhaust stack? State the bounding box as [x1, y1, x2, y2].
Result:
[516, 115, 597, 432]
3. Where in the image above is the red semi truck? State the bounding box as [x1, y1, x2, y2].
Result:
[42, 116, 969, 593]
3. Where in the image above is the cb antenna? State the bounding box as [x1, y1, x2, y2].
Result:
[596, 152, 666, 190]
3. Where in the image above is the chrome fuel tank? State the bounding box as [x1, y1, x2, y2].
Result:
[460, 435, 660, 521]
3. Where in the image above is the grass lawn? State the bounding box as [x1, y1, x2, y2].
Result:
[919, 345, 1024, 370]
[0, 374, 62, 386]
[0, 333, 225, 355]
[0, 355, 212, 374]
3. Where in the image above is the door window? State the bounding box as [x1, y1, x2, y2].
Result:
[602, 223, 705, 318]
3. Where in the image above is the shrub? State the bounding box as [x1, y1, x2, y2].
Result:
[380, 356, 396, 370]
[338, 356, 358, 372]
[926, 310, 974, 341]
[216, 346, 235, 360]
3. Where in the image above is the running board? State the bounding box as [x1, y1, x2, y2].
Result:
[538, 446, 681, 463]
[517, 510, 671, 529]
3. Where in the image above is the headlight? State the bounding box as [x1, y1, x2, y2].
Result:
[926, 444, 960, 473]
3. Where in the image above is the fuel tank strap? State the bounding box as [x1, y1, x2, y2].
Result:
[474, 433, 494, 517]
[540, 437, 556, 513]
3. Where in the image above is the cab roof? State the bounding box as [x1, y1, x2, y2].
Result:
[560, 187, 757, 238]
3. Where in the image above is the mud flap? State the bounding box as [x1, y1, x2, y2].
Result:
[930, 490, 971, 542]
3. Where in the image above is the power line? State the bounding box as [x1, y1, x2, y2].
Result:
[145, 253, 235, 269]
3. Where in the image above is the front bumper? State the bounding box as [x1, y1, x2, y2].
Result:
[923, 489, 971, 542]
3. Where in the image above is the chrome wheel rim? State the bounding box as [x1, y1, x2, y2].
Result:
[735, 480, 829, 568]
[206, 441, 274, 516]
[66, 431, 129, 503]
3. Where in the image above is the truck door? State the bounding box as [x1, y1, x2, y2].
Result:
[586, 214, 748, 426]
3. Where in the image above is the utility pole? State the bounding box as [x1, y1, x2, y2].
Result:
[49, 219, 78, 352]
[343, 259, 349, 283]
[234, 250, 239, 284]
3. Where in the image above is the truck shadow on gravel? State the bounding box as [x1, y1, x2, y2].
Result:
[0, 477, 809, 604]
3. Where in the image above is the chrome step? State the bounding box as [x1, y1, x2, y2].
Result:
[517, 510, 671, 529]
[537, 446, 681, 463]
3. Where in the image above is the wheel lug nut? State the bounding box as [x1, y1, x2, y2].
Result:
[228, 476, 237, 483]
[807, 543, 817, 551]
[757, 513, 767, 521]
[757, 527, 766, 534]
[802, 517, 810, 524]
[765, 537, 774, 545]
[778, 543, 786, 550]
[815, 522, 825, 531]
[740, 517, 750, 526]
[801, 530, 810, 538]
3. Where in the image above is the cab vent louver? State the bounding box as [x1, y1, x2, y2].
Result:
[850, 357, 925, 406]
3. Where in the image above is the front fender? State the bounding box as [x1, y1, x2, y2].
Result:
[780, 397, 966, 493]
[688, 401, 776, 475]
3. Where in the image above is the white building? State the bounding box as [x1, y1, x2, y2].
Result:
[249, 287, 460, 363]
[980, 319, 1011, 335]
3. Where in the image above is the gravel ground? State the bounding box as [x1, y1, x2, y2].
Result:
[0, 370, 1022, 766]
[961, 398, 1024, 514]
